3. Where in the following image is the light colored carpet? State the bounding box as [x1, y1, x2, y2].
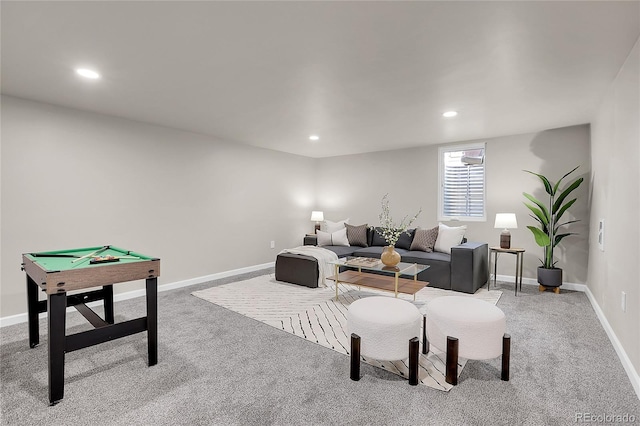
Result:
[192, 273, 502, 391]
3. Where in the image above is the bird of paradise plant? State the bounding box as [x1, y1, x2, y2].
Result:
[523, 166, 584, 269]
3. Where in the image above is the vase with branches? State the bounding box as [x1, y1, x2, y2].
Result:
[377, 194, 421, 266]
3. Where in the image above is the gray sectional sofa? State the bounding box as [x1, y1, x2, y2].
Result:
[279, 227, 489, 294]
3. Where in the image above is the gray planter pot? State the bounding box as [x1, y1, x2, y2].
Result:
[537, 267, 563, 288]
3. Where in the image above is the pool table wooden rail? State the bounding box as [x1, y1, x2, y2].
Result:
[21, 246, 160, 404]
[21, 255, 160, 294]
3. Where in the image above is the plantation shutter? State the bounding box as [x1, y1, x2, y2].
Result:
[442, 148, 485, 218]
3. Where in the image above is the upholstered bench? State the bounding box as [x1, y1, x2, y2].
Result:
[423, 296, 510, 385]
[347, 296, 422, 385]
[275, 253, 319, 288]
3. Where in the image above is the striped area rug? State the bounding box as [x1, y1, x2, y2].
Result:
[192, 274, 502, 391]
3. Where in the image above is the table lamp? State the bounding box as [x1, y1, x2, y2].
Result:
[310, 211, 324, 233]
[494, 213, 517, 249]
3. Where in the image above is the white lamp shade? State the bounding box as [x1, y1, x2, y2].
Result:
[494, 213, 517, 229]
[310, 211, 324, 222]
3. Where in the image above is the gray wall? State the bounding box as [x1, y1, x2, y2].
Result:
[0, 96, 316, 318]
[315, 125, 591, 285]
[588, 38, 639, 373]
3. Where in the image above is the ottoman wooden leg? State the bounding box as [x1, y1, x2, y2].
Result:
[445, 336, 459, 386]
[422, 316, 429, 355]
[502, 333, 511, 381]
[350, 333, 361, 381]
[409, 337, 419, 386]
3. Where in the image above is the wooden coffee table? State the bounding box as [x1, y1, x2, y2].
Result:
[328, 257, 429, 300]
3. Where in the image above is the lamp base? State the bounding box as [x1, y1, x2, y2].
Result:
[500, 230, 511, 249]
[314, 223, 321, 233]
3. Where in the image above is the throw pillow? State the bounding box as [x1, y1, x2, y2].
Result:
[317, 227, 350, 247]
[410, 226, 439, 252]
[395, 228, 416, 250]
[323, 218, 350, 233]
[371, 227, 387, 246]
[345, 223, 368, 247]
[434, 223, 467, 254]
[371, 227, 415, 248]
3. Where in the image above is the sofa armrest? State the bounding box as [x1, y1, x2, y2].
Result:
[303, 235, 318, 246]
[450, 242, 489, 294]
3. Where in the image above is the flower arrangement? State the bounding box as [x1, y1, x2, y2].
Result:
[377, 194, 422, 246]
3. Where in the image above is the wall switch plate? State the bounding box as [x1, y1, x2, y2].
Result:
[598, 219, 605, 251]
[270, 241, 275, 249]
[621, 291, 626, 312]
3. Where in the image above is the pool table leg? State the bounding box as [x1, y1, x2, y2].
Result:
[26, 276, 40, 348]
[48, 292, 67, 405]
[146, 277, 158, 366]
[103, 285, 114, 324]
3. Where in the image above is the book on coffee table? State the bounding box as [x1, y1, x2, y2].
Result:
[344, 257, 381, 267]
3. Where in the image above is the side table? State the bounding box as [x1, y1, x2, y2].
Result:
[489, 247, 525, 296]
[303, 234, 318, 246]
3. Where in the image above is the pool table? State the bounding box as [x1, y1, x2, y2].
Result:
[21, 245, 160, 405]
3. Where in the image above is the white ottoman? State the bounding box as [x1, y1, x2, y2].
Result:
[347, 296, 422, 385]
[424, 296, 510, 385]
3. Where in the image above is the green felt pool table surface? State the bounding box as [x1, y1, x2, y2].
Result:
[25, 246, 156, 272]
[23, 245, 160, 294]
[22, 244, 160, 404]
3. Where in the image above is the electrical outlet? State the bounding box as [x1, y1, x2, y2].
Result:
[270, 241, 275, 249]
[621, 291, 626, 312]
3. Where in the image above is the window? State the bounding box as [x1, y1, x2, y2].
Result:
[438, 143, 486, 221]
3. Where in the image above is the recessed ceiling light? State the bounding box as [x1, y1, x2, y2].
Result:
[442, 111, 458, 118]
[75, 68, 101, 79]
[309, 135, 320, 141]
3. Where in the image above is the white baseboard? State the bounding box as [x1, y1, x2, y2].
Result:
[493, 274, 588, 292]
[583, 287, 640, 400]
[496, 273, 639, 400]
[0, 262, 275, 328]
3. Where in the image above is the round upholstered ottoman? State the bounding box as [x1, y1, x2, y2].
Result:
[424, 296, 510, 385]
[347, 296, 422, 385]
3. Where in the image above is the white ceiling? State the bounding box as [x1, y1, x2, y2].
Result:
[2, 1, 639, 158]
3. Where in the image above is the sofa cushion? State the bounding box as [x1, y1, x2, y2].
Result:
[323, 246, 359, 257]
[370, 227, 415, 249]
[410, 226, 439, 252]
[371, 227, 387, 246]
[434, 223, 467, 254]
[396, 228, 415, 250]
[317, 228, 349, 246]
[352, 246, 409, 259]
[346, 223, 368, 247]
[401, 250, 451, 264]
[367, 227, 375, 246]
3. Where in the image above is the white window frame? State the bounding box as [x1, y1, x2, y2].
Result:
[437, 142, 487, 222]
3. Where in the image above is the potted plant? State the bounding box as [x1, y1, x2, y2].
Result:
[522, 166, 584, 292]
